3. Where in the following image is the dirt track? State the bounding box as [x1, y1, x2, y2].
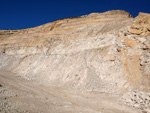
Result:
[0, 70, 140, 113]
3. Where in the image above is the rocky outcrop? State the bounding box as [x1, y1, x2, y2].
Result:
[0, 10, 150, 98]
[129, 12, 150, 35]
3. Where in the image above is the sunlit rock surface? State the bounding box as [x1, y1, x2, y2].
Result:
[0, 10, 150, 96]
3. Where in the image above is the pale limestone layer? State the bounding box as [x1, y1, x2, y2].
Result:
[0, 10, 150, 96]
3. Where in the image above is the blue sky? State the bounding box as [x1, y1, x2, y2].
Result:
[0, 0, 150, 29]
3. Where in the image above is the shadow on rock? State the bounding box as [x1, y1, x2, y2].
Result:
[0, 84, 2, 87]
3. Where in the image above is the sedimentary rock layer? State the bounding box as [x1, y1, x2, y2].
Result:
[0, 10, 150, 95]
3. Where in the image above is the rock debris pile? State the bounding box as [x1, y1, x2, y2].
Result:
[121, 90, 150, 112]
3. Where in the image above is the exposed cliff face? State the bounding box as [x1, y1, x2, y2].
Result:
[0, 10, 150, 95]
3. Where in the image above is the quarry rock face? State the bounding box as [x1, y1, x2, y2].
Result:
[129, 12, 150, 35]
[0, 10, 150, 97]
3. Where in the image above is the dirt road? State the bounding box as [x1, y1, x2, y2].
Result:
[0, 70, 140, 113]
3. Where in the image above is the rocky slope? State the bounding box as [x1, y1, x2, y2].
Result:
[0, 71, 141, 113]
[0, 10, 150, 110]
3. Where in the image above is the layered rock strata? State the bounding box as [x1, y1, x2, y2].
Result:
[0, 10, 150, 96]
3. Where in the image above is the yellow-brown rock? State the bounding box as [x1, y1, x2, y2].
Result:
[129, 12, 150, 35]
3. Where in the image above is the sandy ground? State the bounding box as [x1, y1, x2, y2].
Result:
[0, 70, 141, 113]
